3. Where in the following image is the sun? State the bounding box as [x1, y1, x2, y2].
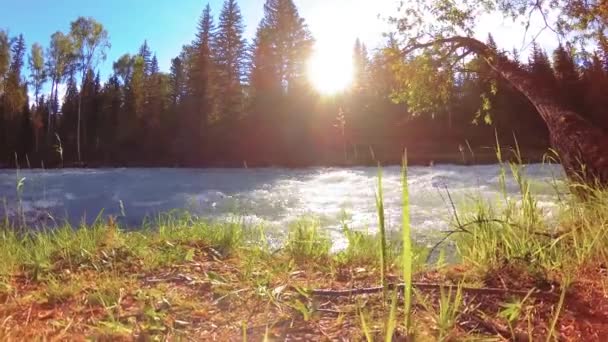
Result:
[307, 43, 354, 94]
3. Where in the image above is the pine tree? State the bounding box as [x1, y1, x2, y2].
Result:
[80, 69, 97, 153]
[581, 53, 608, 129]
[353, 38, 369, 91]
[0, 30, 11, 94]
[169, 51, 195, 164]
[170, 56, 186, 107]
[511, 48, 521, 64]
[249, 24, 280, 118]
[0, 30, 11, 155]
[553, 44, 582, 111]
[257, 0, 313, 94]
[190, 3, 215, 158]
[99, 75, 121, 157]
[246, 0, 315, 162]
[89, 72, 103, 152]
[528, 43, 555, 85]
[3, 33, 28, 157]
[129, 56, 146, 119]
[18, 85, 33, 158]
[138, 40, 153, 76]
[60, 72, 79, 155]
[147, 56, 163, 125]
[150, 54, 159, 75]
[32, 94, 48, 153]
[5, 34, 27, 116]
[212, 0, 247, 122]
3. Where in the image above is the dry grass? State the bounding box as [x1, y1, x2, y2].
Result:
[0, 219, 607, 340]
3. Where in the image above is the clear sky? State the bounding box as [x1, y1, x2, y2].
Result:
[1, 0, 557, 84]
[0, 0, 397, 78]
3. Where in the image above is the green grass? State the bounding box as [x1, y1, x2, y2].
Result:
[284, 217, 331, 263]
[375, 165, 388, 296]
[401, 151, 413, 335]
[2, 156, 608, 340]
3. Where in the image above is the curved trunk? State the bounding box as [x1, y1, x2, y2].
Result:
[428, 37, 608, 188]
[485, 53, 608, 188]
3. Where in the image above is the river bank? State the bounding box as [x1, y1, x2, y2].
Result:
[1, 169, 608, 340]
[0, 212, 607, 340]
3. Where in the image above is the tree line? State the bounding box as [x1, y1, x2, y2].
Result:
[1, 0, 607, 168]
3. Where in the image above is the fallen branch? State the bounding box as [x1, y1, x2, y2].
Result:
[309, 283, 559, 300]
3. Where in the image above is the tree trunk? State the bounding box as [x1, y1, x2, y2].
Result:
[48, 78, 56, 138]
[422, 37, 608, 188]
[77, 95, 82, 164]
[485, 54, 608, 188]
[77, 76, 83, 164]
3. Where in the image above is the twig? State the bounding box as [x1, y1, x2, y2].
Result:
[427, 217, 567, 262]
[461, 312, 512, 339]
[308, 283, 559, 300]
[25, 304, 32, 325]
[316, 308, 348, 316]
[1, 315, 13, 329]
[444, 185, 465, 231]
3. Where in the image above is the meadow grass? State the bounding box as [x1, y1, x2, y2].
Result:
[1, 158, 608, 340]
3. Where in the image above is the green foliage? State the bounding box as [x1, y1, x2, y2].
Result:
[28, 43, 46, 102]
[1, 171, 608, 339]
[44, 275, 82, 305]
[189, 3, 214, 150]
[3, 0, 608, 168]
[387, 0, 608, 151]
[337, 224, 384, 265]
[212, 0, 247, 121]
[69, 16, 110, 162]
[416, 282, 464, 341]
[499, 289, 534, 337]
[256, 0, 314, 91]
[3, 34, 27, 116]
[284, 218, 331, 263]
[391, 51, 455, 117]
[455, 160, 608, 281]
[401, 153, 413, 334]
[46, 31, 74, 115]
[0, 30, 10, 88]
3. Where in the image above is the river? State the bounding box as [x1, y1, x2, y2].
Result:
[0, 164, 565, 246]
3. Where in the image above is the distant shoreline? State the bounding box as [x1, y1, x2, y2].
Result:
[0, 148, 552, 170]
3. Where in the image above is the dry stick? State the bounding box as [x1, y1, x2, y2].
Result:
[309, 283, 559, 301]
[460, 313, 512, 339]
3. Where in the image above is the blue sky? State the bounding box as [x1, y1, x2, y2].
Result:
[1, 0, 558, 90]
[1, 0, 257, 77]
[0, 0, 397, 80]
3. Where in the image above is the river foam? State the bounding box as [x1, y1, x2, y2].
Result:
[0, 164, 565, 246]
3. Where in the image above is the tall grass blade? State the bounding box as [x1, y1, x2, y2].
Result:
[385, 290, 399, 342]
[402, 150, 413, 334]
[375, 164, 387, 296]
[359, 308, 373, 342]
